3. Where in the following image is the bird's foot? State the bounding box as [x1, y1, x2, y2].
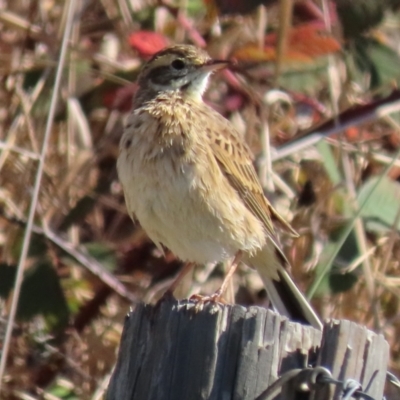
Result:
[189, 290, 227, 312]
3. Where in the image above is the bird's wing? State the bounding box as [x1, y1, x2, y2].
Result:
[202, 109, 321, 329]
[205, 111, 297, 242]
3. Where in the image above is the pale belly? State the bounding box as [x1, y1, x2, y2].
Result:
[117, 138, 266, 265]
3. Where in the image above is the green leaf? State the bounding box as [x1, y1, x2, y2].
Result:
[358, 175, 400, 232]
[17, 260, 69, 331]
[329, 270, 359, 293]
[59, 196, 96, 231]
[0, 263, 17, 298]
[350, 37, 400, 89]
[60, 178, 112, 231]
[23, 67, 47, 90]
[336, 0, 385, 38]
[313, 229, 361, 295]
[84, 242, 116, 271]
[316, 141, 342, 185]
[279, 61, 331, 93]
[307, 145, 361, 294]
[46, 378, 78, 400]
[9, 231, 48, 260]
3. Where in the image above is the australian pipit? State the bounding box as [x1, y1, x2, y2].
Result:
[117, 44, 321, 329]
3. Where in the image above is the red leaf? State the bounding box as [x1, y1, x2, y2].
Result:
[265, 23, 341, 60]
[233, 23, 340, 63]
[128, 31, 169, 58]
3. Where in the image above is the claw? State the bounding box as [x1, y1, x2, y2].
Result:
[190, 291, 227, 312]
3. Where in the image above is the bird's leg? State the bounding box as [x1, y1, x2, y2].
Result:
[164, 261, 195, 297]
[215, 250, 242, 299]
[191, 250, 243, 304]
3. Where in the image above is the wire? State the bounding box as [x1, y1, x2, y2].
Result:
[256, 365, 398, 400]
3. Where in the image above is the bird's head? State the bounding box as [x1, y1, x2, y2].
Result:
[136, 45, 229, 101]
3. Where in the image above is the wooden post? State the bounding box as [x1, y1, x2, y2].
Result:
[311, 320, 389, 400]
[106, 298, 388, 400]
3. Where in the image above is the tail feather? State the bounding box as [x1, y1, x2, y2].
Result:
[245, 243, 322, 330]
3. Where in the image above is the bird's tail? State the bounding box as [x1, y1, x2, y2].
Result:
[244, 243, 322, 330]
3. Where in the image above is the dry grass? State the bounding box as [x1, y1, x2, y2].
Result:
[1, 0, 400, 398]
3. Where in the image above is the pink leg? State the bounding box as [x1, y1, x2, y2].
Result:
[191, 251, 243, 304]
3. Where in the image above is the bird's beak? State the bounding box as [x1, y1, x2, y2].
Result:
[201, 59, 231, 72]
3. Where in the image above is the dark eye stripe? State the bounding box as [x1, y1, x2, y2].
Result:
[147, 66, 184, 85]
[147, 66, 170, 84]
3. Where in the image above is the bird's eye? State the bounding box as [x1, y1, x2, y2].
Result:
[171, 59, 186, 70]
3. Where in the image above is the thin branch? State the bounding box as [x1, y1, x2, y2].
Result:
[273, 93, 400, 161]
[0, 0, 78, 391]
[0, 209, 137, 302]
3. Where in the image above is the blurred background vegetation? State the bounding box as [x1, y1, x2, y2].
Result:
[2, 0, 400, 398]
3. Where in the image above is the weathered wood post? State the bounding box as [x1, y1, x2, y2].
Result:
[106, 298, 389, 400]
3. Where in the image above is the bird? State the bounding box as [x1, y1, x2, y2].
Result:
[117, 44, 322, 329]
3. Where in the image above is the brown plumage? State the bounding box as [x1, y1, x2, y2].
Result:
[117, 44, 321, 329]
